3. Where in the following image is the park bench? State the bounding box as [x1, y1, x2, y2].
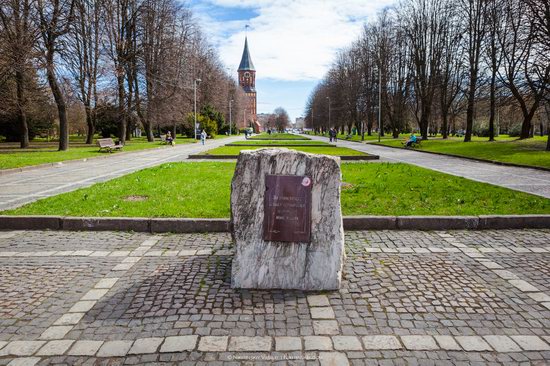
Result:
[160, 135, 167, 144]
[97, 138, 123, 153]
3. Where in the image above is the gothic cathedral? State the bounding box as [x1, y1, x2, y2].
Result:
[238, 37, 260, 132]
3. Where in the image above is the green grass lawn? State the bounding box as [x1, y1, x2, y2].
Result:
[226, 140, 332, 146]
[199, 146, 367, 156]
[250, 133, 310, 140]
[0, 137, 194, 170]
[374, 136, 550, 169]
[306, 132, 413, 142]
[4, 162, 549, 218]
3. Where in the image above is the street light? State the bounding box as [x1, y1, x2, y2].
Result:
[229, 100, 233, 136]
[326, 96, 331, 133]
[194, 78, 201, 141]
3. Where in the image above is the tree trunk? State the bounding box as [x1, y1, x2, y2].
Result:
[46, 55, 69, 151]
[85, 103, 94, 144]
[441, 112, 448, 139]
[464, 72, 476, 142]
[15, 70, 29, 148]
[117, 74, 126, 143]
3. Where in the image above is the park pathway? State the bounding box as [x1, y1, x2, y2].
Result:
[0, 136, 243, 211]
[308, 135, 550, 199]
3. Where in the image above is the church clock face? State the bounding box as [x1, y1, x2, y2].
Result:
[244, 72, 250, 78]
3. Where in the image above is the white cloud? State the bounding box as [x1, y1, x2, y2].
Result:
[193, 0, 395, 81]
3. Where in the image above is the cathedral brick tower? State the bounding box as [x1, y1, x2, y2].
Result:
[238, 37, 260, 132]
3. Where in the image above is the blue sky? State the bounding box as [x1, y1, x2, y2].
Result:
[189, 0, 395, 122]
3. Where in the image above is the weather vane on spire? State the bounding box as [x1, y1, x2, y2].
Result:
[245, 24, 250, 36]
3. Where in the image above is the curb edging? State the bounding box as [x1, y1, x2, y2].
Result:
[188, 154, 380, 161]
[0, 215, 549, 232]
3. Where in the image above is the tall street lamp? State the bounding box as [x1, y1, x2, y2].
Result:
[194, 78, 201, 141]
[229, 100, 233, 136]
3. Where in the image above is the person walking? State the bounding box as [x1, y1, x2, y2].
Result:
[200, 130, 207, 145]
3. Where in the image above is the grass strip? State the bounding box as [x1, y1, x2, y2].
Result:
[200, 146, 367, 156]
[0, 137, 194, 170]
[374, 136, 550, 169]
[4, 162, 549, 218]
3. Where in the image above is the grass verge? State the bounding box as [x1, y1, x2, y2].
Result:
[374, 136, 550, 169]
[226, 140, 331, 146]
[250, 133, 310, 140]
[200, 146, 367, 156]
[4, 162, 549, 217]
[0, 137, 194, 170]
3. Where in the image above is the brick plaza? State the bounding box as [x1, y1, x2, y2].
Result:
[0, 229, 549, 365]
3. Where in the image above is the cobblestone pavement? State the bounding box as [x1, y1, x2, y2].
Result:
[307, 135, 550, 199]
[0, 136, 243, 211]
[0, 229, 549, 365]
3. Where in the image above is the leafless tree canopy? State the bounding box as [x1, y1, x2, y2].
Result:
[0, 0, 244, 149]
[305, 0, 550, 147]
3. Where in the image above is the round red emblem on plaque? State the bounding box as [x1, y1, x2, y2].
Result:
[301, 177, 311, 187]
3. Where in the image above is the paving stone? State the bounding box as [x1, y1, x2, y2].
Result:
[310, 307, 336, 319]
[0, 341, 45, 356]
[109, 250, 131, 256]
[53, 312, 85, 326]
[510, 336, 550, 351]
[483, 335, 522, 352]
[68, 300, 96, 313]
[481, 261, 503, 269]
[307, 295, 330, 307]
[542, 302, 550, 310]
[319, 352, 349, 366]
[0, 341, 6, 350]
[493, 270, 519, 280]
[332, 336, 363, 351]
[90, 251, 111, 256]
[304, 336, 333, 351]
[527, 292, 550, 302]
[198, 336, 229, 352]
[508, 279, 540, 292]
[362, 336, 401, 350]
[36, 340, 75, 356]
[178, 250, 197, 256]
[7, 358, 41, 366]
[228, 336, 272, 351]
[39, 326, 73, 340]
[159, 335, 198, 352]
[112, 263, 135, 271]
[96, 340, 133, 357]
[122, 257, 141, 263]
[433, 335, 461, 351]
[128, 337, 164, 354]
[455, 336, 493, 351]
[363, 335, 402, 350]
[67, 340, 104, 356]
[94, 278, 119, 289]
[313, 320, 339, 335]
[81, 288, 109, 300]
[274, 336, 302, 351]
[401, 335, 438, 350]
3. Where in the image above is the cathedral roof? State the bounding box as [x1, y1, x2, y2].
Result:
[238, 37, 255, 71]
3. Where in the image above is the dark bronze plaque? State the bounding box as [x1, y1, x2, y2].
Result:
[263, 174, 312, 242]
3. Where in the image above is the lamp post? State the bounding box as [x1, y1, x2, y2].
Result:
[326, 96, 331, 133]
[194, 78, 201, 141]
[229, 100, 233, 135]
[378, 66, 381, 143]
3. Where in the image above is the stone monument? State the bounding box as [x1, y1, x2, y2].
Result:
[231, 148, 345, 290]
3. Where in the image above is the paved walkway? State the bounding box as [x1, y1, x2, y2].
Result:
[0, 137, 243, 211]
[308, 135, 550, 199]
[0, 229, 548, 365]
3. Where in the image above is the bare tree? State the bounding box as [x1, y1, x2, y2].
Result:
[36, 0, 75, 151]
[66, 0, 102, 144]
[0, 0, 37, 148]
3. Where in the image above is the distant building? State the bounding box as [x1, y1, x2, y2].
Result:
[237, 37, 261, 132]
[295, 117, 305, 129]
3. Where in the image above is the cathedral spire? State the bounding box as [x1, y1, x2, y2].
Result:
[238, 37, 255, 71]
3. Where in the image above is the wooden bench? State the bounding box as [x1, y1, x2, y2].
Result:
[402, 138, 422, 148]
[160, 135, 167, 144]
[97, 138, 123, 153]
